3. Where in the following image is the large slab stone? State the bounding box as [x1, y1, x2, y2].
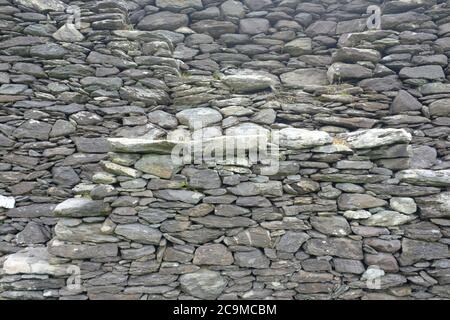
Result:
[2, 247, 68, 276]
[399, 238, 448, 266]
[338, 129, 411, 149]
[305, 238, 363, 259]
[179, 269, 227, 299]
[280, 69, 328, 88]
[279, 128, 332, 149]
[115, 224, 162, 245]
[108, 139, 177, 154]
[48, 239, 118, 259]
[416, 192, 450, 218]
[15, 0, 66, 12]
[134, 154, 180, 179]
[53, 198, 111, 218]
[396, 170, 450, 187]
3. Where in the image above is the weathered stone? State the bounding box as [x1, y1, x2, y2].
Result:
[53, 198, 111, 218]
[279, 128, 332, 149]
[327, 63, 372, 83]
[137, 12, 188, 31]
[390, 197, 416, 214]
[15, 0, 65, 12]
[223, 70, 278, 93]
[276, 231, 310, 252]
[179, 269, 227, 299]
[305, 238, 363, 259]
[338, 194, 387, 210]
[154, 190, 204, 204]
[115, 224, 162, 245]
[333, 258, 365, 274]
[284, 38, 312, 56]
[416, 192, 450, 218]
[176, 108, 222, 129]
[48, 239, 118, 259]
[391, 90, 422, 114]
[193, 244, 234, 265]
[234, 250, 270, 268]
[2, 248, 68, 276]
[16, 222, 50, 245]
[399, 238, 448, 266]
[310, 216, 351, 237]
[280, 69, 328, 88]
[362, 210, 416, 227]
[135, 155, 180, 179]
[338, 129, 411, 149]
[396, 170, 450, 187]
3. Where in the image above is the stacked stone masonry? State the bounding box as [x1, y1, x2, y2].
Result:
[0, 0, 449, 300]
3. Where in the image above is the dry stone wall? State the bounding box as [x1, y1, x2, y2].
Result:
[0, 0, 449, 300]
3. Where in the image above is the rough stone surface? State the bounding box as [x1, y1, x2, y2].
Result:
[0, 0, 449, 301]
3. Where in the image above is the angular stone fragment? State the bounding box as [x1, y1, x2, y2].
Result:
[225, 227, 272, 248]
[396, 170, 450, 187]
[108, 139, 177, 154]
[2, 248, 68, 276]
[193, 244, 234, 265]
[53, 198, 111, 218]
[279, 128, 332, 149]
[102, 161, 141, 178]
[154, 189, 204, 204]
[223, 70, 278, 93]
[179, 269, 227, 299]
[338, 194, 387, 210]
[48, 239, 118, 259]
[137, 12, 188, 31]
[429, 99, 450, 117]
[399, 238, 448, 266]
[399, 65, 445, 80]
[15, 0, 66, 12]
[284, 38, 312, 56]
[191, 215, 254, 228]
[276, 231, 310, 252]
[327, 63, 372, 83]
[115, 224, 162, 245]
[134, 154, 180, 179]
[55, 221, 118, 243]
[416, 192, 450, 218]
[310, 216, 351, 236]
[183, 168, 221, 189]
[362, 210, 416, 227]
[333, 258, 365, 274]
[119, 87, 169, 106]
[305, 238, 363, 259]
[332, 48, 381, 63]
[280, 69, 328, 88]
[234, 250, 270, 268]
[176, 107, 222, 129]
[390, 197, 416, 214]
[7, 204, 55, 218]
[16, 222, 50, 245]
[155, 0, 203, 11]
[390, 90, 422, 114]
[338, 129, 411, 149]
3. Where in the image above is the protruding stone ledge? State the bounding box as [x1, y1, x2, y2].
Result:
[107, 128, 412, 155]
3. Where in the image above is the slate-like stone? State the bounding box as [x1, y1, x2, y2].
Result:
[310, 216, 351, 236]
[305, 238, 363, 259]
[53, 198, 111, 218]
[338, 194, 387, 210]
[399, 238, 448, 266]
[115, 224, 162, 245]
[135, 154, 180, 179]
[179, 269, 227, 299]
[234, 249, 270, 268]
[193, 244, 234, 265]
